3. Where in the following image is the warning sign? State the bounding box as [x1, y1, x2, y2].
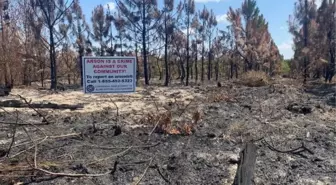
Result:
[82, 56, 136, 94]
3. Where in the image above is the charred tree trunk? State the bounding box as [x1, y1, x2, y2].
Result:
[142, 1, 149, 85]
[201, 41, 205, 82]
[40, 59, 45, 87]
[329, 54, 335, 83]
[68, 74, 71, 85]
[186, 11, 190, 86]
[230, 60, 234, 79]
[208, 40, 211, 81]
[79, 54, 83, 86]
[135, 33, 139, 85]
[215, 59, 219, 81]
[190, 59, 193, 80]
[180, 59, 185, 83]
[120, 35, 123, 56]
[247, 60, 253, 71]
[303, 0, 309, 84]
[326, 48, 335, 83]
[325, 19, 335, 83]
[164, 13, 169, 86]
[1, 15, 11, 88]
[195, 49, 198, 82]
[235, 64, 238, 78]
[169, 57, 172, 82]
[49, 26, 57, 90]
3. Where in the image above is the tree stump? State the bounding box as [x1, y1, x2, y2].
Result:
[0, 85, 11, 97]
[233, 142, 257, 185]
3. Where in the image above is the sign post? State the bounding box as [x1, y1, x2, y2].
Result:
[82, 56, 136, 94]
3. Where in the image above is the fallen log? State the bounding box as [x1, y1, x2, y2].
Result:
[233, 142, 257, 185]
[0, 100, 84, 110]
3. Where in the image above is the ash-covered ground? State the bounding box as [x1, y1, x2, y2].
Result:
[0, 78, 335, 185]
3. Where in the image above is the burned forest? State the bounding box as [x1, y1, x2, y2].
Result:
[0, 0, 335, 185]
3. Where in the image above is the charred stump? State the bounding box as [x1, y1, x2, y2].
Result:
[0, 84, 12, 97]
[233, 143, 257, 185]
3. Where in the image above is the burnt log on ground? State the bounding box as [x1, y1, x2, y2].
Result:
[233, 142, 257, 185]
[0, 100, 84, 110]
[286, 103, 313, 114]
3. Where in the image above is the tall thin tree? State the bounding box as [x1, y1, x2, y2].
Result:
[91, 5, 112, 56]
[184, 0, 195, 86]
[29, 0, 74, 90]
[115, 0, 161, 85]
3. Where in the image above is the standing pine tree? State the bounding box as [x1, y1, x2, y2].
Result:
[114, 14, 124, 56]
[241, 0, 260, 71]
[289, 0, 317, 82]
[317, 0, 335, 82]
[160, 0, 177, 86]
[116, 0, 161, 85]
[228, 0, 279, 74]
[206, 10, 217, 80]
[91, 5, 112, 56]
[199, 6, 209, 82]
[71, 0, 89, 86]
[184, 0, 195, 86]
[191, 14, 201, 82]
[28, 0, 74, 90]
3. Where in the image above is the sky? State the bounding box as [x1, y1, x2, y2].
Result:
[79, 0, 323, 59]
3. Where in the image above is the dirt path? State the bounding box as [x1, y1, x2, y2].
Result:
[0, 79, 335, 185]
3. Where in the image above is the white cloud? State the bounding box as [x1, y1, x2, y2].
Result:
[278, 40, 294, 59]
[278, 40, 293, 50]
[104, 2, 116, 11]
[216, 14, 228, 24]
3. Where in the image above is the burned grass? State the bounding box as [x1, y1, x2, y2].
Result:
[0, 79, 335, 185]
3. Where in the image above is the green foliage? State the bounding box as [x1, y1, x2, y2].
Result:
[281, 60, 291, 74]
[242, 0, 260, 21]
[227, 0, 281, 73]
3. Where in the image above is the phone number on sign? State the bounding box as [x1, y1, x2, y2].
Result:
[99, 79, 133, 83]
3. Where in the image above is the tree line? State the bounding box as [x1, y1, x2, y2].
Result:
[289, 0, 335, 83]
[0, 0, 333, 90]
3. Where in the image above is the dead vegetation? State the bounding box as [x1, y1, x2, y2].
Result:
[139, 100, 202, 136]
[240, 70, 271, 87]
